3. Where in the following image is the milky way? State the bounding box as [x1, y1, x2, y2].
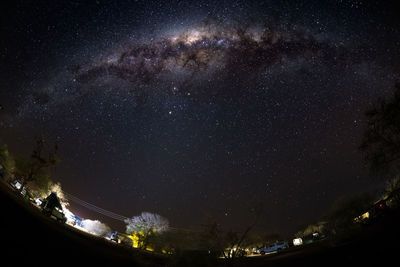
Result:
[66, 22, 354, 105]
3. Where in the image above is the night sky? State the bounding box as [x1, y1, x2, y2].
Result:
[1, 0, 399, 235]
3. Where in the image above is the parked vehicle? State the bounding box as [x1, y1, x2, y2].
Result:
[293, 237, 303, 246]
[20, 186, 34, 202]
[107, 231, 120, 243]
[10, 179, 34, 202]
[34, 198, 43, 206]
[302, 232, 326, 245]
[41, 192, 67, 223]
[354, 190, 400, 224]
[258, 241, 288, 255]
[11, 179, 22, 190]
[43, 206, 67, 224]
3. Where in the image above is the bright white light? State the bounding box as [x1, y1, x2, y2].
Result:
[14, 181, 22, 190]
[62, 206, 78, 225]
[81, 219, 111, 237]
[293, 238, 303, 246]
[35, 198, 43, 206]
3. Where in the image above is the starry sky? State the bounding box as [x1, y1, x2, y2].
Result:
[0, 0, 399, 235]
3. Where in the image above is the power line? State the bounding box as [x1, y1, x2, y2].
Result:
[65, 192, 128, 220]
[67, 198, 127, 221]
[67, 198, 126, 221]
[69, 199, 126, 221]
[61, 190, 129, 221]
[60, 190, 203, 233]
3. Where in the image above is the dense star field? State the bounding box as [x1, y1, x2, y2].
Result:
[0, 1, 399, 234]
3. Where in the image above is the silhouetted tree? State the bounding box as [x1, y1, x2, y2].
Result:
[240, 233, 264, 251]
[202, 203, 263, 260]
[261, 233, 282, 245]
[328, 193, 375, 232]
[0, 144, 15, 180]
[15, 137, 59, 192]
[360, 82, 400, 178]
[148, 228, 203, 255]
[295, 221, 327, 238]
[386, 175, 400, 194]
[384, 175, 400, 206]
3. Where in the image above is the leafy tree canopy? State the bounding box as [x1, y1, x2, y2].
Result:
[360, 82, 400, 178]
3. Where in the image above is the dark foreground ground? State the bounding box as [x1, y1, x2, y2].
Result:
[1, 179, 400, 267]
